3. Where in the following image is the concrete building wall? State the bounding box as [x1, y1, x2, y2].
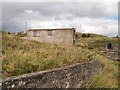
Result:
[27, 28, 75, 44]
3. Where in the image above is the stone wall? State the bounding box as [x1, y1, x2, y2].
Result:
[2, 60, 101, 88]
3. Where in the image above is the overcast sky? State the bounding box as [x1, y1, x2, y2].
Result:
[1, 0, 119, 37]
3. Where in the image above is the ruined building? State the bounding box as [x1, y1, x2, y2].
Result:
[27, 28, 75, 45]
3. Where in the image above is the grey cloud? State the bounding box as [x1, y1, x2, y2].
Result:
[2, 2, 117, 35]
[2, 2, 117, 19]
[102, 25, 108, 29]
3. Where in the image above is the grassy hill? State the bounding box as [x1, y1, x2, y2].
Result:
[2, 32, 96, 78]
[2, 32, 119, 88]
[75, 33, 118, 48]
[75, 33, 119, 88]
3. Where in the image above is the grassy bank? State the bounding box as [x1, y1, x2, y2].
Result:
[86, 54, 118, 88]
[2, 32, 96, 78]
[2, 32, 119, 88]
[75, 33, 118, 88]
[75, 33, 118, 48]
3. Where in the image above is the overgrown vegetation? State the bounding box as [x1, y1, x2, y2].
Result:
[75, 33, 118, 48]
[75, 33, 119, 88]
[15, 32, 27, 37]
[2, 32, 119, 88]
[2, 32, 96, 78]
[86, 54, 118, 88]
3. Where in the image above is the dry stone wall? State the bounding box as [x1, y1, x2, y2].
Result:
[2, 60, 101, 88]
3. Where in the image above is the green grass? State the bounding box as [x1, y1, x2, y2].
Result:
[2, 32, 119, 88]
[86, 54, 118, 88]
[15, 32, 27, 37]
[74, 33, 118, 88]
[75, 33, 118, 48]
[2, 32, 96, 78]
[75, 33, 118, 88]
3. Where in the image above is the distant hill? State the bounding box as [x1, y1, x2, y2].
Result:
[76, 32, 107, 38]
[75, 32, 118, 48]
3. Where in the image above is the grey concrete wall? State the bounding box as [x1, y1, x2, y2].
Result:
[27, 28, 75, 45]
[2, 60, 101, 88]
